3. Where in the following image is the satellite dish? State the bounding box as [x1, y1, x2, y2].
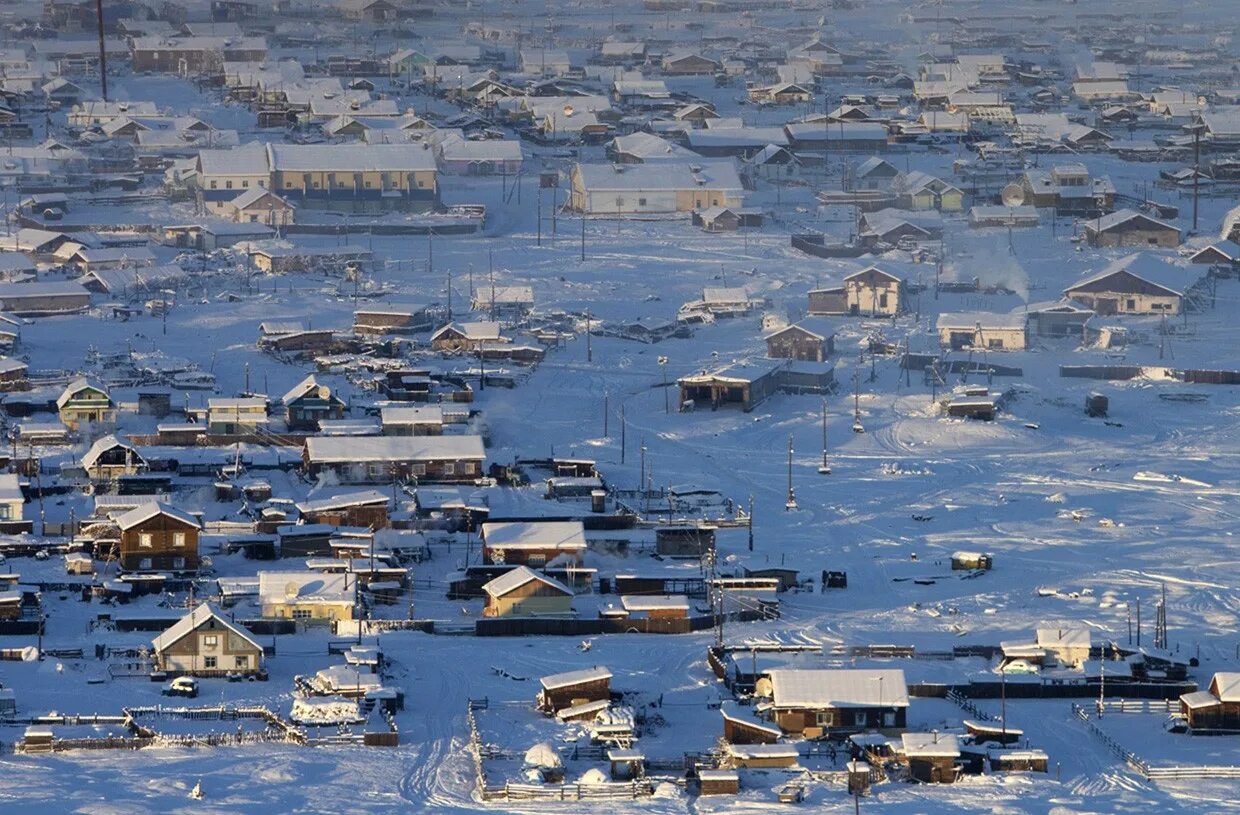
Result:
[1001, 183, 1026, 207]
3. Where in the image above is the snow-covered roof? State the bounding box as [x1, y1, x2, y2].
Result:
[1035, 627, 1091, 649]
[1065, 254, 1196, 297]
[151, 602, 261, 654]
[258, 571, 351, 605]
[481, 565, 572, 598]
[114, 501, 200, 531]
[1084, 208, 1177, 234]
[1212, 672, 1240, 702]
[765, 669, 909, 709]
[481, 521, 587, 551]
[267, 142, 436, 173]
[296, 490, 390, 514]
[621, 594, 689, 612]
[540, 665, 612, 690]
[901, 732, 961, 757]
[936, 311, 1026, 330]
[304, 435, 485, 464]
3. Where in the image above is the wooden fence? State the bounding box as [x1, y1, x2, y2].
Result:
[483, 780, 654, 802]
[1072, 703, 1240, 781]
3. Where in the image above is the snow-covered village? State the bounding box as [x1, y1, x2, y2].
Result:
[2, 0, 1240, 811]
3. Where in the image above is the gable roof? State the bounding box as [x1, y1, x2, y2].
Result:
[482, 565, 572, 598]
[481, 521, 587, 551]
[765, 668, 909, 708]
[151, 602, 261, 654]
[539, 665, 612, 689]
[114, 501, 199, 531]
[1065, 254, 1196, 297]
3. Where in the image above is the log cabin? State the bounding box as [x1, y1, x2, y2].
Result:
[115, 502, 200, 572]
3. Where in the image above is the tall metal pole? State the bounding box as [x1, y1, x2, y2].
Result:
[96, 0, 109, 101]
[1192, 125, 1201, 233]
[818, 400, 831, 474]
[784, 435, 797, 510]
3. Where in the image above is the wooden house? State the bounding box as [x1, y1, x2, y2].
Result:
[303, 435, 486, 483]
[1063, 254, 1201, 316]
[151, 602, 264, 676]
[727, 743, 799, 769]
[988, 749, 1048, 772]
[697, 769, 739, 795]
[81, 435, 145, 482]
[1083, 209, 1180, 248]
[431, 321, 504, 351]
[619, 594, 690, 619]
[481, 520, 587, 567]
[1036, 627, 1091, 667]
[764, 319, 835, 362]
[56, 378, 113, 429]
[276, 524, 335, 558]
[281, 375, 345, 431]
[380, 406, 445, 436]
[655, 525, 715, 557]
[223, 188, 295, 226]
[296, 490, 390, 529]
[207, 397, 269, 435]
[353, 304, 432, 335]
[537, 666, 612, 713]
[678, 360, 785, 412]
[936, 312, 1028, 351]
[1026, 300, 1094, 338]
[755, 668, 909, 736]
[1179, 673, 1240, 731]
[851, 157, 901, 191]
[115, 502, 200, 572]
[721, 701, 783, 744]
[662, 53, 721, 75]
[481, 566, 574, 617]
[0, 281, 91, 316]
[901, 733, 961, 783]
[1189, 240, 1240, 266]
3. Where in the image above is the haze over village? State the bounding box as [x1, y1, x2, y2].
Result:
[1, 0, 1240, 812]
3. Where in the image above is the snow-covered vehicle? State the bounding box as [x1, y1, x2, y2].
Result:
[162, 677, 199, 698]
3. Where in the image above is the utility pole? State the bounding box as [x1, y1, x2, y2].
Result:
[1192, 123, 1202, 233]
[818, 400, 831, 474]
[747, 494, 754, 551]
[580, 210, 586, 262]
[784, 435, 797, 510]
[620, 404, 626, 464]
[585, 309, 592, 362]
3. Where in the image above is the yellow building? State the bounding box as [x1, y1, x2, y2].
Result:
[259, 571, 355, 622]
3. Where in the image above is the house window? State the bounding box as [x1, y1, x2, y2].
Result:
[235, 656, 248, 669]
[139, 533, 153, 548]
[209, 180, 218, 189]
[988, 338, 1003, 349]
[1126, 299, 1136, 311]
[854, 711, 867, 726]
[0, 505, 10, 520]
[442, 462, 456, 475]
[225, 180, 233, 189]
[204, 656, 217, 669]
[638, 197, 647, 206]
[527, 554, 546, 567]
[365, 181, 372, 188]
[242, 180, 249, 187]
[410, 463, 426, 476]
[203, 635, 218, 647]
[815, 711, 833, 727]
[173, 532, 186, 547]
[292, 609, 312, 620]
